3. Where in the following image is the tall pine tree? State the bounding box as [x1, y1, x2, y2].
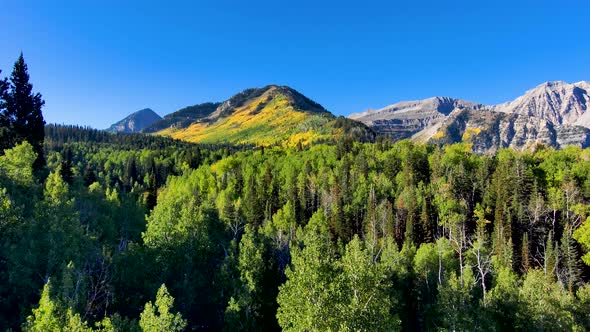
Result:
[0, 70, 10, 150]
[1, 53, 46, 175]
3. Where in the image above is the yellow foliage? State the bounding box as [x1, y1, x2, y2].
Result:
[432, 130, 445, 140]
[284, 131, 321, 147]
[156, 89, 332, 146]
[462, 127, 482, 141]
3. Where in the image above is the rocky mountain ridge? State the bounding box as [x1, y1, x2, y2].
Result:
[353, 81, 590, 152]
[350, 97, 485, 140]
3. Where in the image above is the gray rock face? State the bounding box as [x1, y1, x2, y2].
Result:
[491, 81, 590, 127]
[426, 108, 590, 154]
[353, 81, 590, 152]
[349, 97, 484, 140]
[106, 108, 162, 133]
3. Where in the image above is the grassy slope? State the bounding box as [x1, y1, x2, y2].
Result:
[158, 89, 342, 147]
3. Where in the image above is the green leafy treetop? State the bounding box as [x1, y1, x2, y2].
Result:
[23, 280, 93, 332]
[0, 140, 37, 187]
[139, 284, 187, 332]
[574, 216, 590, 266]
[23, 281, 61, 332]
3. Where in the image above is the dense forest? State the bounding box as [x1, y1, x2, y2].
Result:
[3, 55, 590, 331]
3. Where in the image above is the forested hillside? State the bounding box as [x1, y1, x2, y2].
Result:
[3, 55, 590, 331]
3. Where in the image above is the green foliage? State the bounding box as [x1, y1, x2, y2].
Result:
[487, 267, 521, 331]
[2, 102, 590, 331]
[518, 269, 574, 330]
[0, 140, 37, 188]
[436, 269, 477, 331]
[277, 210, 341, 331]
[224, 225, 273, 331]
[139, 284, 187, 332]
[574, 216, 590, 266]
[24, 282, 62, 332]
[337, 236, 401, 331]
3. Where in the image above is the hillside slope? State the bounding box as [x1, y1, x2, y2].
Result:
[143, 102, 221, 133]
[158, 85, 374, 146]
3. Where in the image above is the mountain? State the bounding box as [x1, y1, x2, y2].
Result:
[350, 97, 484, 140]
[143, 102, 221, 133]
[353, 81, 590, 152]
[491, 81, 590, 127]
[106, 108, 161, 133]
[156, 85, 374, 146]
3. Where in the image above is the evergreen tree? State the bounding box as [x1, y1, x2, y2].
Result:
[521, 233, 531, 273]
[561, 224, 581, 293]
[0, 70, 8, 145]
[83, 164, 97, 187]
[59, 148, 74, 185]
[1, 53, 46, 175]
[544, 231, 557, 281]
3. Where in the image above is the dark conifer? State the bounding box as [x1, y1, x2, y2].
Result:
[2, 53, 46, 175]
[60, 148, 74, 185]
[83, 164, 97, 187]
[0, 70, 10, 151]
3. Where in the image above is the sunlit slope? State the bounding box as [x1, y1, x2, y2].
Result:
[158, 85, 374, 146]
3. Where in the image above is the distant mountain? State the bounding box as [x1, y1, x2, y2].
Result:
[352, 81, 590, 152]
[106, 108, 161, 133]
[156, 85, 374, 146]
[143, 102, 221, 133]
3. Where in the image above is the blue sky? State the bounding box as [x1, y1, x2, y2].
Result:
[1, 1, 590, 128]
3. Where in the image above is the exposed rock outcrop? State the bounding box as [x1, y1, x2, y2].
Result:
[352, 81, 590, 152]
[349, 97, 484, 140]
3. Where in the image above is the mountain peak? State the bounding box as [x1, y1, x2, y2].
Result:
[207, 85, 327, 121]
[106, 108, 161, 133]
[136, 108, 158, 115]
[536, 80, 568, 88]
[493, 80, 590, 126]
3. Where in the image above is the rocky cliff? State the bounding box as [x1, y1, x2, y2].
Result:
[349, 97, 484, 140]
[353, 81, 590, 152]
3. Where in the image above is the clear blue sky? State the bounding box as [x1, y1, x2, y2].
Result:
[2, 1, 590, 129]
